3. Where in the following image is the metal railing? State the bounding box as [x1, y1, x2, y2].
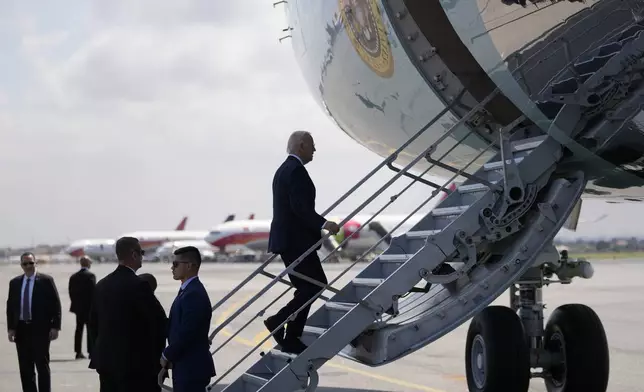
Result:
[159, 89, 508, 391]
[181, 91, 505, 391]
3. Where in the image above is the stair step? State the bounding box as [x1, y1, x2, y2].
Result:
[597, 42, 622, 57]
[574, 53, 615, 76]
[352, 278, 384, 298]
[405, 230, 441, 239]
[432, 205, 469, 217]
[512, 136, 546, 152]
[353, 278, 385, 286]
[457, 183, 489, 194]
[268, 349, 297, 365]
[379, 253, 414, 262]
[242, 373, 268, 389]
[618, 24, 644, 41]
[301, 326, 326, 345]
[378, 254, 413, 276]
[325, 301, 356, 312]
[484, 156, 524, 171]
[324, 301, 357, 325]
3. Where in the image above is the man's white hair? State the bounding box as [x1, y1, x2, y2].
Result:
[287, 130, 311, 154]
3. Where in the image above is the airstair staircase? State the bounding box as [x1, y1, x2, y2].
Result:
[158, 9, 644, 392]
[212, 130, 586, 392]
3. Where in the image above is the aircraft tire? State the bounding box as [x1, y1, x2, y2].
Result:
[465, 305, 530, 392]
[544, 303, 609, 392]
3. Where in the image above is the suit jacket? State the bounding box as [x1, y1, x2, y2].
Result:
[88, 265, 166, 376]
[164, 277, 215, 382]
[6, 272, 62, 333]
[68, 268, 96, 316]
[268, 155, 326, 255]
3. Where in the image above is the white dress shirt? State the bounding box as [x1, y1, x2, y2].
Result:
[180, 275, 198, 292]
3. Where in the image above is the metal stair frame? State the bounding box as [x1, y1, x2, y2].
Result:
[205, 89, 504, 391]
[227, 136, 586, 390]
[214, 110, 584, 392]
[337, 172, 587, 366]
[205, 90, 463, 345]
[206, 61, 595, 392]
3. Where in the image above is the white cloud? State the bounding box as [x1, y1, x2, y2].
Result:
[0, 0, 422, 247]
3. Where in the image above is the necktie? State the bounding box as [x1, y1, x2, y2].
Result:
[178, 287, 184, 296]
[22, 278, 31, 321]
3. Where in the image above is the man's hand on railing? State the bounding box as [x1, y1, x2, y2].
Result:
[323, 221, 340, 235]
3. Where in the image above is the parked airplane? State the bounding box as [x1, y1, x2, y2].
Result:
[64, 216, 191, 259]
[205, 215, 271, 254]
[151, 240, 217, 263]
[204, 186, 454, 255]
[66, 214, 237, 260]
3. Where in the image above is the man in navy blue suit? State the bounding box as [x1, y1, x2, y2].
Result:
[264, 130, 340, 355]
[161, 246, 215, 392]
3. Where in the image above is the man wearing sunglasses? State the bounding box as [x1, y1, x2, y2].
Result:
[88, 237, 166, 392]
[160, 246, 215, 392]
[6, 252, 62, 392]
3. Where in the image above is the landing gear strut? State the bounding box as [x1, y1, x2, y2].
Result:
[465, 247, 610, 392]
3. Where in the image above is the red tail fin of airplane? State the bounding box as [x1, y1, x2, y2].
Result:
[175, 216, 188, 231]
[248, 213, 255, 220]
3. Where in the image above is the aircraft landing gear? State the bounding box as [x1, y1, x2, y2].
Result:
[464, 249, 610, 392]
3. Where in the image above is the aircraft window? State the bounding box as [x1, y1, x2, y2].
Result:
[209, 231, 221, 236]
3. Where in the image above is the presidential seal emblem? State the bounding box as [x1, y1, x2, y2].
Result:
[339, 0, 394, 78]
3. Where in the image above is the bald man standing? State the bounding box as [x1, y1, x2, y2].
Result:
[265, 131, 340, 355]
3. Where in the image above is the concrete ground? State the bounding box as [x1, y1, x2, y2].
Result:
[0, 258, 641, 392]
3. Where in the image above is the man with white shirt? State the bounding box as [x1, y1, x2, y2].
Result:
[160, 246, 215, 392]
[88, 237, 166, 392]
[6, 252, 62, 392]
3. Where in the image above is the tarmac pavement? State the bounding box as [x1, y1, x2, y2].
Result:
[0, 258, 642, 392]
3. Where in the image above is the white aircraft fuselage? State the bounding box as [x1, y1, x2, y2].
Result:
[280, 0, 644, 202]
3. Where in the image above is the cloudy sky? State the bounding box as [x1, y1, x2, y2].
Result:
[0, 0, 639, 247]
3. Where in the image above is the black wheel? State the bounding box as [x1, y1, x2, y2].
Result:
[544, 304, 610, 392]
[465, 306, 530, 392]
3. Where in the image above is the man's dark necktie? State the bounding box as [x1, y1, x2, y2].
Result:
[22, 278, 31, 321]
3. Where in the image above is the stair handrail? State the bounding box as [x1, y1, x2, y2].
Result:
[209, 121, 451, 338]
[209, 88, 500, 340]
[207, 96, 505, 389]
[209, 115, 493, 356]
[164, 84, 502, 391]
[207, 90, 467, 320]
[208, 137, 497, 389]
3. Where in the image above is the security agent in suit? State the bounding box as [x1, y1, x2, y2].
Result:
[68, 255, 96, 359]
[6, 252, 62, 392]
[88, 237, 167, 392]
[138, 273, 168, 392]
[160, 246, 215, 392]
[264, 130, 340, 355]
